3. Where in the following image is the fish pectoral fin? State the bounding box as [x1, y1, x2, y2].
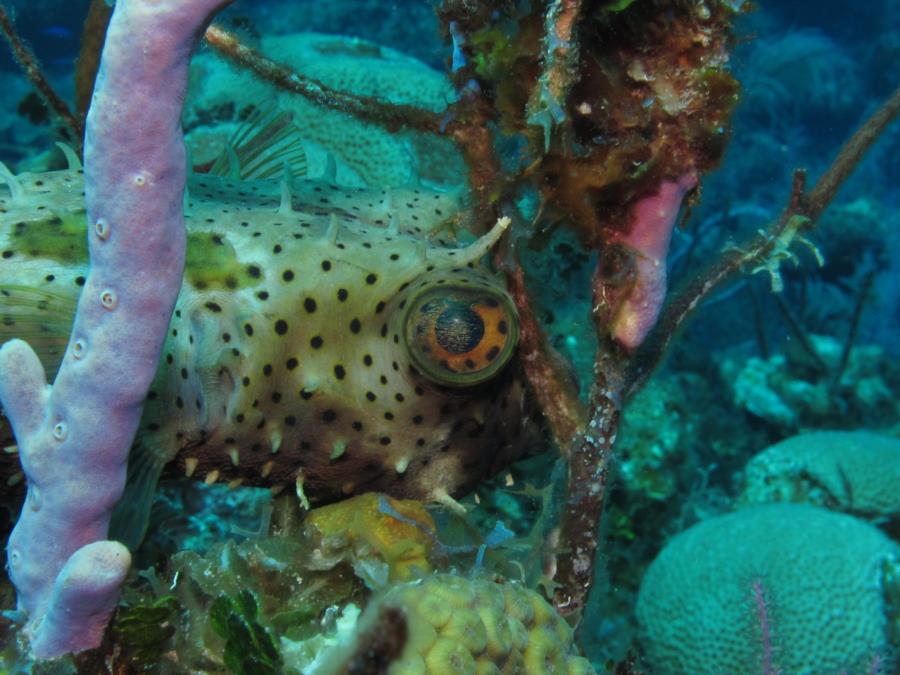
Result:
[207, 104, 308, 181]
[109, 439, 170, 552]
[0, 284, 78, 379]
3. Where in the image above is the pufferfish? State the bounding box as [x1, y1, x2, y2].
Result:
[0, 138, 531, 547]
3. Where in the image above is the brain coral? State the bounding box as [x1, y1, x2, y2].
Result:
[636, 504, 899, 674]
[321, 573, 596, 674]
[739, 431, 900, 523]
[186, 32, 466, 187]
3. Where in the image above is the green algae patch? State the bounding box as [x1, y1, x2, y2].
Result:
[10, 213, 89, 264]
[210, 590, 283, 675]
[110, 595, 180, 668]
[184, 230, 261, 291]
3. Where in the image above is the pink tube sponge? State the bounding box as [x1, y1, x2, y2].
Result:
[609, 172, 697, 349]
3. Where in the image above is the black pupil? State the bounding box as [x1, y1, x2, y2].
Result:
[434, 304, 484, 354]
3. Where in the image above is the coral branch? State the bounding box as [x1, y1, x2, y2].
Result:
[527, 0, 584, 149]
[832, 270, 875, 393]
[1, 0, 231, 657]
[0, 3, 84, 152]
[627, 86, 900, 393]
[74, 0, 113, 120]
[551, 342, 626, 620]
[771, 293, 827, 372]
[804, 87, 900, 221]
[203, 25, 442, 135]
[506, 264, 586, 453]
[203, 24, 505, 226]
[549, 86, 900, 630]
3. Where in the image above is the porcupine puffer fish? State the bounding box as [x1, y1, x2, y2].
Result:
[0, 144, 529, 547]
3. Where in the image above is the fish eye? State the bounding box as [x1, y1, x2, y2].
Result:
[403, 284, 519, 387]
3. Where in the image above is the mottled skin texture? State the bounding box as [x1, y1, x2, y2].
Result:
[0, 167, 530, 512]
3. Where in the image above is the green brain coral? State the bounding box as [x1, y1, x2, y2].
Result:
[739, 431, 900, 524]
[186, 32, 466, 188]
[637, 503, 900, 674]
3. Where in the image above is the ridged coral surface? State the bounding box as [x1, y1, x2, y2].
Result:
[637, 504, 899, 674]
[740, 431, 900, 520]
[186, 33, 465, 187]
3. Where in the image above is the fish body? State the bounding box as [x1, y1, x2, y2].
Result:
[0, 162, 530, 539]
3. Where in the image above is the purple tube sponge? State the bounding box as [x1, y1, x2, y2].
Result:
[0, 0, 231, 658]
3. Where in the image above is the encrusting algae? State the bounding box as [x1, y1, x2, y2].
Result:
[304, 492, 436, 583]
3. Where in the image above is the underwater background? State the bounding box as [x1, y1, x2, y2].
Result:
[0, 0, 898, 673]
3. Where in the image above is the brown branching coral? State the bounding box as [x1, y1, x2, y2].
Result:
[74, 0, 112, 121]
[198, 2, 900, 632]
[536, 2, 739, 243]
[630, 86, 900, 396]
[0, 4, 84, 153]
